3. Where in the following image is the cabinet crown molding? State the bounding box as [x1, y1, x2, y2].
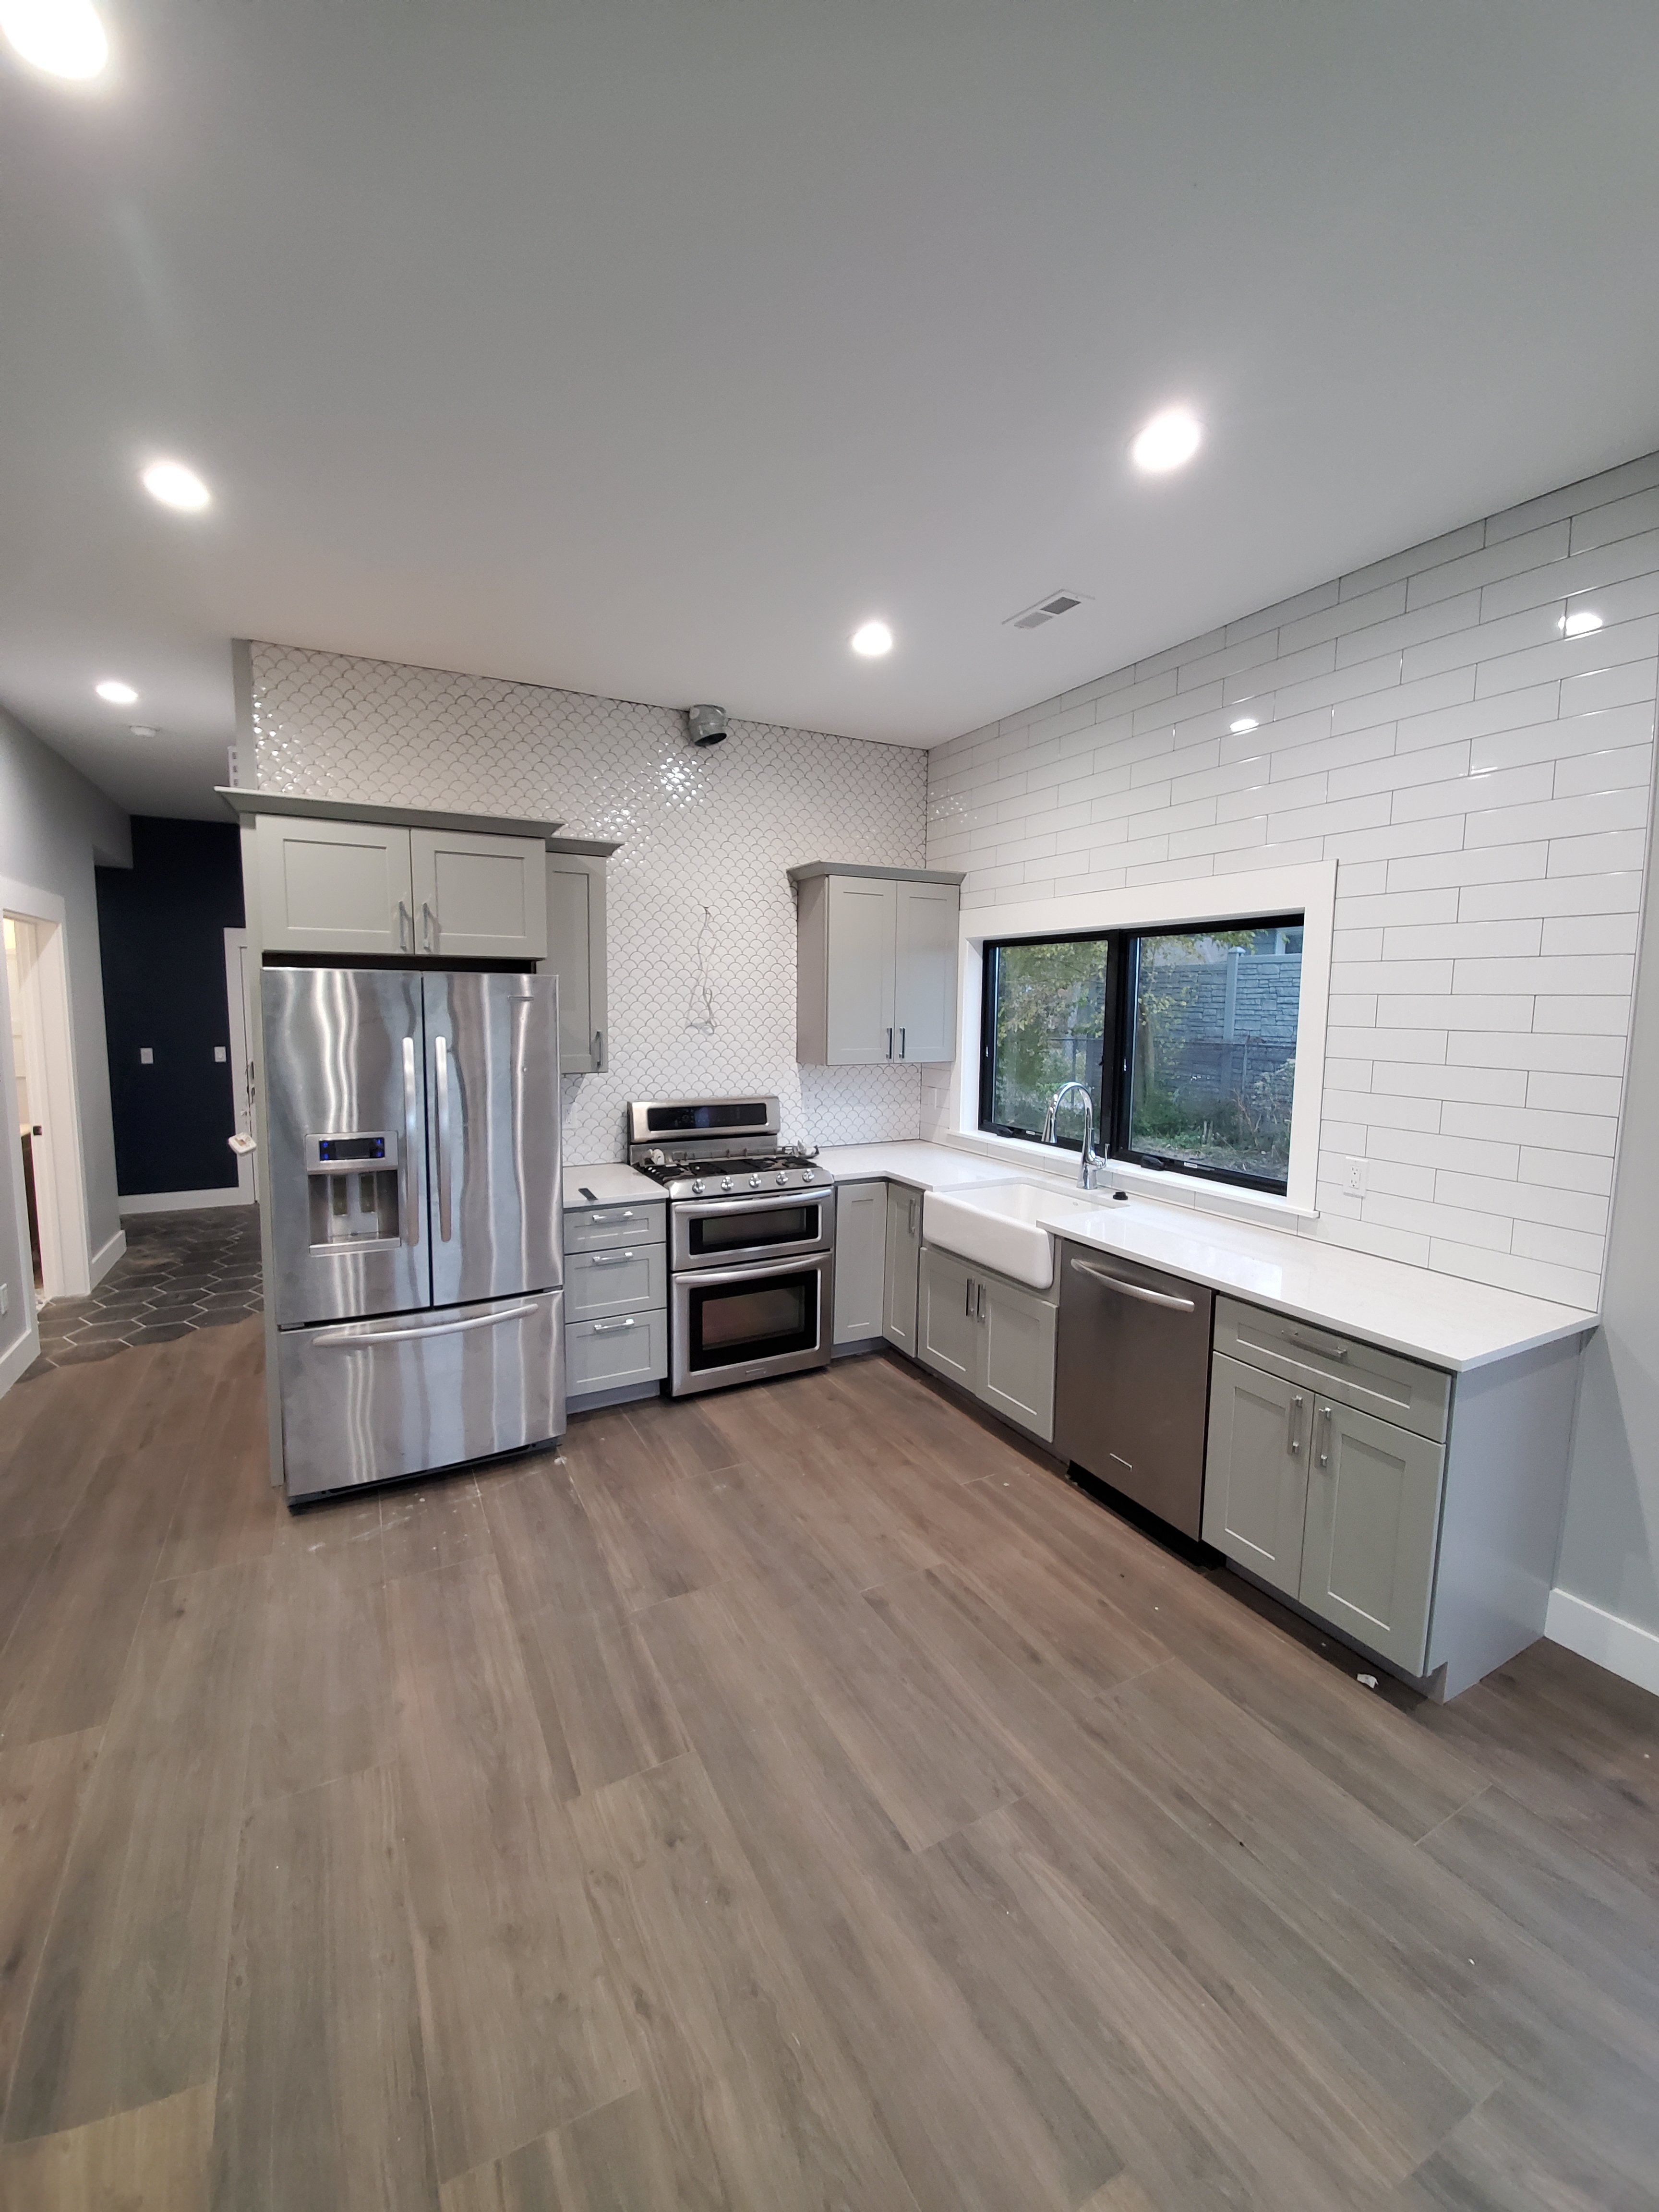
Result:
[216, 787, 577, 846]
[787, 861, 965, 886]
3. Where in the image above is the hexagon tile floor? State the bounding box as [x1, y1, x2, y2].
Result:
[23, 1206, 264, 1378]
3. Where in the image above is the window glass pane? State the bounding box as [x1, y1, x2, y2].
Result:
[1126, 926, 1300, 1187]
[985, 938, 1107, 1140]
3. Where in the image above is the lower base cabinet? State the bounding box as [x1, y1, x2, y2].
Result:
[883, 1184, 922, 1354]
[833, 1180, 889, 1345]
[567, 1309, 670, 1398]
[917, 1242, 1056, 1442]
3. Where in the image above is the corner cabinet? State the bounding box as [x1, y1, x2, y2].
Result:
[883, 1184, 922, 1355]
[917, 1242, 1056, 1442]
[833, 1181, 889, 1346]
[789, 864, 963, 1066]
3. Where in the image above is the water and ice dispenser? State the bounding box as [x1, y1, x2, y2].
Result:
[305, 1133, 403, 1249]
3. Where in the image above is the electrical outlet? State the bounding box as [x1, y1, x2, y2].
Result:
[1344, 1156, 1368, 1198]
[139, 1046, 154, 1065]
[214, 1046, 227, 1062]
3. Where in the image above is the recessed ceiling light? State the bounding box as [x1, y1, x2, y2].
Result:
[1560, 609, 1603, 637]
[95, 678, 137, 705]
[141, 458, 212, 512]
[851, 620, 893, 659]
[1228, 716, 1260, 734]
[1130, 406, 1203, 474]
[129, 724, 158, 737]
[0, 0, 108, 80]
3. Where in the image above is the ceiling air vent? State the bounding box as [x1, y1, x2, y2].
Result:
[1005, 589, 1089, 632]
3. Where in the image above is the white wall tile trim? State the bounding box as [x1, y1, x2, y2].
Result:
[929, 452, 1659, 1308]
[244, 642, 929, 1163]
[939, 861, 1335, 1220]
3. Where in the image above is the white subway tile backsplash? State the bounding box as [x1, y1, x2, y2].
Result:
[931, 454, 1659, 1308]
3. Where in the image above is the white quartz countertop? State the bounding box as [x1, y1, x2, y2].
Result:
[815, 1142, 1022, 1192]
[563, 1163, 663, 1207]
[814, 1141, 1597, 1371]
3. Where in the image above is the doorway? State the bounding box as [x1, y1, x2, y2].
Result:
[2, 892, 92, 1305]
[223, 927, 258, 1202]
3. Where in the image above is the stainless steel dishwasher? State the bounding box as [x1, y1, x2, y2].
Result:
[1052, 1240, 1215, 1539]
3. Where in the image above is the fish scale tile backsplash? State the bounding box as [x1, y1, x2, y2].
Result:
[245, 642, 928, 1163]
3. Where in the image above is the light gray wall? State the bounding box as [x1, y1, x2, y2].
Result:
[1554, 754, 1659, 1640]
[0, 706, 130, 1378]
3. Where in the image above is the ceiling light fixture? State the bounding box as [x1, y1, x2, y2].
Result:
[1130, 406, 1203, 474]
[129, 723, 157, 737]
[1228, 716, 1260, 734]
[0, 0, 108, 80]
[1560, 609, 1603, 637]
[850, 620, 893, 658]
[95, 678, 137, 705]
[141, 458, 212, 512]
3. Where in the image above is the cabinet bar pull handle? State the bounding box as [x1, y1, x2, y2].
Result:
[899, 1027, 906, 1058]
[590, 1316, 637, 1334]
[593, 1029, 603, 1066]
[1288, 1391, 1304, 1456]
[976, 1281, 986, 1322]
[401, 1036, 420, 1245]
[1069, 1257, 1195, 1312]
[1290, 1328, 1349, 1361]
[965, 1276, 975, 1318]
[421, 900, 436, 953]
[587, 1251, 635, 1266]
[397, 899, 413, 952]
[907, 1198, 917, 1236]
[887, 1027, 894, 1059]
[589, 1208, 634, 1223]
[1317, 1402, 1334, 1469]
[435, 1034, 453, 1241]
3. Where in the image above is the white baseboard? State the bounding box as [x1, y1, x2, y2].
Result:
[89, 1227, 127, 1286]
[1546, 1587, 1659, 1698]
[118, 1188, 254, 1216]
[0, 1323, 41, 1396]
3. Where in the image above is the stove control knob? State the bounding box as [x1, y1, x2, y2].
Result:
[776, 1171, 788, 1185]
[749, 1173, 760, 1188]
[721, 1176, 733, 1191]
[649, 1148, 666, 1166]
[692, 1178, 705, 1194]
[800, 1168, 814, 1182]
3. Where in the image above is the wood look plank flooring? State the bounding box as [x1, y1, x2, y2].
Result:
[0, 1321, 1654, 2209]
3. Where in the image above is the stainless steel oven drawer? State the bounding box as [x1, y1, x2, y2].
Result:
[565, 1202, 666, 1254]
[567, 1309, 669, 1396]
[1213, 1294, 1451, 1444]
[567, 1242, 669, 1320]
[670, 1249, 833, 1395]
[671, 1193, 831, 1270]
[278, 1288, 565, 1501]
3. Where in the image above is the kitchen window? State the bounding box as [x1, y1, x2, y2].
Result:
[979, 915, 1303, 1195]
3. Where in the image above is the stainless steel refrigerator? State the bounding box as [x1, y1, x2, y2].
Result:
[263, 966, 564, 1501]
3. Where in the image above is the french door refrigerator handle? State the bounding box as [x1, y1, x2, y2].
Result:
[311, 1302, 538, 1349]
[401, 1036, 420, 1244]
[434, 1033, 453, 1241]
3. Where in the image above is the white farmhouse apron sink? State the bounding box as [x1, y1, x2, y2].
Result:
[921, 1181, 1099, 1291]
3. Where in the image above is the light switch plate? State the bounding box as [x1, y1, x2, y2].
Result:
[140, 1047, 154, 1065]
[214, 1046, 227, 1062]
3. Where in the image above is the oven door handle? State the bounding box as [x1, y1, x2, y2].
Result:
[673, 1195, 822, 1222]
[674, 1251, 831, 1288]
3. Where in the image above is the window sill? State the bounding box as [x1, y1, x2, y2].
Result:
[939, 1129, 1319, 1226]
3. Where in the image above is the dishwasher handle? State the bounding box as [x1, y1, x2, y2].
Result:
[1070, 1256, 1195, 1313]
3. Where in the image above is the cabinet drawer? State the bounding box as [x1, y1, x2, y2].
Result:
[566, 1243, 668, 1320]
[1213, 1295, 1451, 1444]
[565, 1203, 666, 1254]
[567, 1310, 668, 1396]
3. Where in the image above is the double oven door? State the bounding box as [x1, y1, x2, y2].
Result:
[669, 1190, 834, 1395]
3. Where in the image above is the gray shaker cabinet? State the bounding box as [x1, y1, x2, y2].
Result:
[545, 845, 613, 1073]
[917, 1242, 1056, 1443]
[883, 1184, 922, 1355]
[833, 1180, 889, 1344]
[254, 813, 415, 956]
[1298, 1396, 1445, 1675]
[790, 864, 963, 1066]
[1203, 1352, 1320, 1602]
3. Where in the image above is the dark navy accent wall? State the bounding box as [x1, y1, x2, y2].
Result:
[96, 817, 246, 1196]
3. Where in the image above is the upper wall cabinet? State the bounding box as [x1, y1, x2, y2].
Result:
[790, 863, 963, 1066]
[234, 793, 569, 964]
[544, 843, 613, 1073]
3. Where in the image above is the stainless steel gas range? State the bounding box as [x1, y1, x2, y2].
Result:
[626, 1096, 834, 1395]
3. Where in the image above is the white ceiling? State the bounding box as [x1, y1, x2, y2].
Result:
[3, 0, 1659, 822]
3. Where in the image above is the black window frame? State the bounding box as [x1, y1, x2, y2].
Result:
[978, 913, 1304, 1197]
